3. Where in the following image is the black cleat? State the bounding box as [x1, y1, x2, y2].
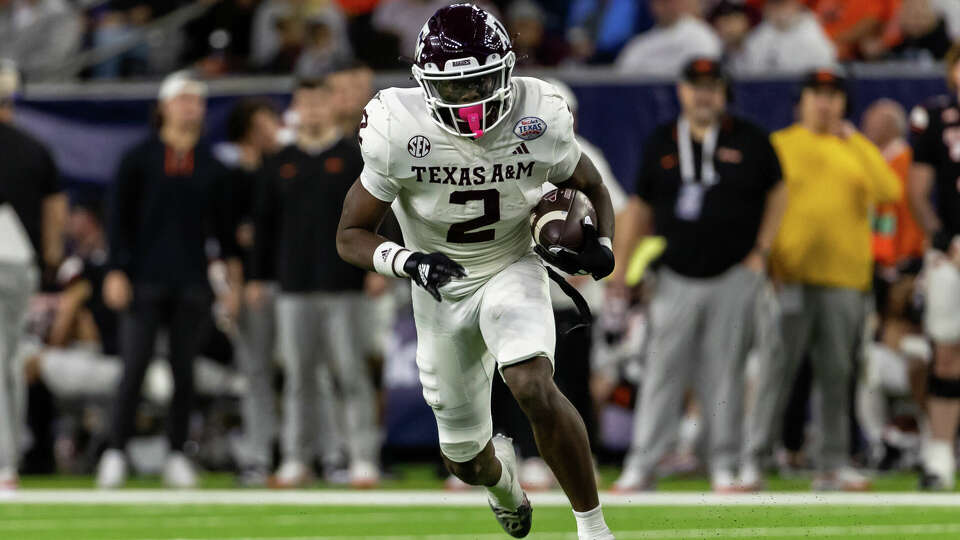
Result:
[488, 494, 533, 538]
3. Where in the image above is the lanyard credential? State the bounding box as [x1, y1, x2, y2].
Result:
[677, 116, 719, 186]
[674, 116, 718, 221]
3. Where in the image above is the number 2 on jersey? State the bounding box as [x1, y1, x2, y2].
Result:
[446, 189, 500, 243]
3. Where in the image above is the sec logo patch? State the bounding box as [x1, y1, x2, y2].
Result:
[408, 135, 431, 158]
[514, 116, 547, 140]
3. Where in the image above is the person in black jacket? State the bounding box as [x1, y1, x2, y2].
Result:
[96, 71, 240, 489]
[0, 59, 66, 490]
[247, 78, 379, 488]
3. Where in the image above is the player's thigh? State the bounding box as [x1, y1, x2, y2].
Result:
[932, 343, 960, 378]
[412, 286, 495, 463]
[925, 260, 960, 346]
[478, 254, 556, 369]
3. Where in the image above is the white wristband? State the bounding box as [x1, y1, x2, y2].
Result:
[394, 249, 412, 278]
[373, 241, 411, 278]
[598, 237, 613, 251]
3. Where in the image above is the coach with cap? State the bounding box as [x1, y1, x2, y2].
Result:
[743, 67, 901, 491]
[611, 57, 787, 493]
[96, 71, 240, 489]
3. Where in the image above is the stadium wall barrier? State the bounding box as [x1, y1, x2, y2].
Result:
[17, 64, 949, 193]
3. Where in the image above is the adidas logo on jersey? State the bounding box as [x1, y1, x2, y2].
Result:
[511, 143, 530, 155]
[380, 248, 391, 262]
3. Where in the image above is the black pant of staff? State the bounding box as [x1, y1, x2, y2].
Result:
[109, 284, 213, 453]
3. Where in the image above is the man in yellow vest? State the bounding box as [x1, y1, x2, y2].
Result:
[743, 67, 902, 491]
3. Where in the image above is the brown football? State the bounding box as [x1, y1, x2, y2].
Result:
[530, 188, 596, 254]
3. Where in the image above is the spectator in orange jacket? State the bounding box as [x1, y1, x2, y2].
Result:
[862, 98, 925, 272]
[806, 0, 898, 60]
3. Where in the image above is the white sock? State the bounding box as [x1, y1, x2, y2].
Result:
[486, 456, 524, 511]
[923, 439, 956, 485]
[573, 504, 613, 539]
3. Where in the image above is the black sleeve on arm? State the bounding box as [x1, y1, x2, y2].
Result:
[250, 165, 278, 281]
[106, 149, 141, 276]
[760, 129, 783, 191]
[634, 133, 659, 200]
[231, 167, 255, 225]
[910, 104, 939, 166]
[39, 144, 62, 196]
[212, 162, 239, 260]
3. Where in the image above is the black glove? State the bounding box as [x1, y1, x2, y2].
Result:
[535, 218, 615, 280]
[535, 244, 583, 275]
[403, 251, 467, 302]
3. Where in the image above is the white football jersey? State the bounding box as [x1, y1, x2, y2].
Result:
[359, 76, 582, 299]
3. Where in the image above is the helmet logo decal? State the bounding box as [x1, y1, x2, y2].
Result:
[487, 14, 510, 47]
[415, 22, 430, 59]
[408, 135, 431, 158]
[514, 117, 547, 140]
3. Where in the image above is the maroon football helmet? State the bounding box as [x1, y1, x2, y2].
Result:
[412, 4, 516, 139]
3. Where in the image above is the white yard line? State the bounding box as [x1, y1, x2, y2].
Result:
[3, 489, 960, 507]
[0, 511, 470, 531]
[135, 523, 960, 540]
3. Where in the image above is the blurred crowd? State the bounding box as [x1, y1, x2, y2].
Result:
[2, 0, 960, 496]
[0, 61, 393, 489]
[3, 0, 960, 81]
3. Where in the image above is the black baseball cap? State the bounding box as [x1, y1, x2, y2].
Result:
[681, 57, 727, 84]
[802, 67, 848, 94]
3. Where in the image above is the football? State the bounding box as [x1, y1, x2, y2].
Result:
[530, 188, 597, 254]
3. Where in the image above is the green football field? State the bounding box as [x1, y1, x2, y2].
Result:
[3, 469, 960, 540]
[4, 502, 960, 540]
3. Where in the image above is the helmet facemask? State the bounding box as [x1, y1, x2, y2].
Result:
[413, 51, 516, 139]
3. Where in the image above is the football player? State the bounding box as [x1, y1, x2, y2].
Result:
[336, 4, 615, 539]
[908, 43, 960, 491]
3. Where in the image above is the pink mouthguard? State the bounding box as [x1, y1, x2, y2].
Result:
[457, 105, 484, 138]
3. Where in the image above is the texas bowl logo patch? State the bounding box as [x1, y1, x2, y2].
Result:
[408, 135, 431, 158]
[514, 116, 547, 140]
